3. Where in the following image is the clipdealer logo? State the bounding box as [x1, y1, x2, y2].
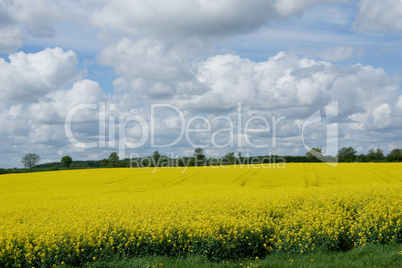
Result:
[64, 102, 285, 153]
[64, 101, 338, 166]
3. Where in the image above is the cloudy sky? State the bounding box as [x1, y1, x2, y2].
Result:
[1, 0, 402, 167]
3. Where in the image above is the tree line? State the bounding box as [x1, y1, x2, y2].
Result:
[306, 147, 402, 163]
[1, 146, 401, 174]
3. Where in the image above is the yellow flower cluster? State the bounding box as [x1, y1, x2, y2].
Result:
[0, 163, 401, 267]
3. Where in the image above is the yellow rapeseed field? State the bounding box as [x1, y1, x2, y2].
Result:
[0, 163, 402, 267]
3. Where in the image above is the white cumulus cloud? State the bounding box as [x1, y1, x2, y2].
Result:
[0, 0, 65, 51]
[0, 47, 81, 103]
[354, 0, 402, 32]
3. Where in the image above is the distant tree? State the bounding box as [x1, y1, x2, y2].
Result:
[100, 158, 110, 168]
[177, 157, 186, 167]
[207, 157, 219, 166]
[120, 161, 129, 168]
[388, 148, 402, 162]
[140, 157, 152, 168]
[367, 149, 375, 162]
[61, 155, 73, 168]
[236, 152, 243, 164]
[355, 154, 366, 162]
[338, 147, 357, 162]
[194, 147, 206, 166]
[152, 151, 161, 167]
[306, 148, 322, 162]
[222, 152, 235, 165]
[108, 152, 119, 167]
[22, 153, 40, 172]
[367, 148, 384, 162]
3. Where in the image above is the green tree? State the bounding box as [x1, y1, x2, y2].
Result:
[100, 158, 110, 168]
[22, 153, 40, 172]
[194, 147, 206, 166]
[306, 148, 322, 162]
[152, 151, 161, 167]
[356, 154, 367, 162]
[236, 152, 243, 164]
[388, 148, 402, 162]
[338, 147, 357, 162]
[367, 148, 384, 162]
[178, 157, 186, 167]
[222, 152, 235, 165]
[61, 155, 73, 168]
[108, 152, 119, 167]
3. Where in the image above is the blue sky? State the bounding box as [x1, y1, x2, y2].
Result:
[0, 0, 402, 167]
